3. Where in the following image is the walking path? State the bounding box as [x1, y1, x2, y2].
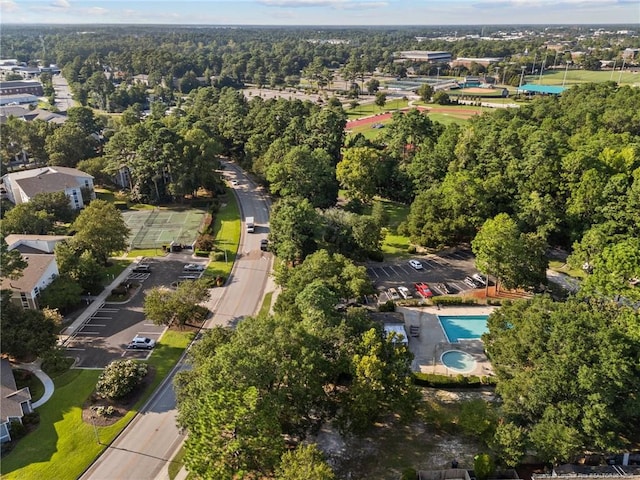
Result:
[17, 360, 54, 408]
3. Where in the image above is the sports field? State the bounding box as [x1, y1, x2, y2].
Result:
[527, 69, 640, 86]
[122, 208, 206, 249]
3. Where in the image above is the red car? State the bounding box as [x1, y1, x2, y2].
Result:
[414, 282, 433, 298]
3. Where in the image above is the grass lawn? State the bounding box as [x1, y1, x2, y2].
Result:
[103, 259, 130, 284]
[14, 370, 45, 403]
[548, 260, 588, 279]
[532, 69, 639, 86]
[257, 291, 273, 317]
[204, 193, 241, 279]
[126, 248, 168, 258]
[363, 198, 412, 257]
[168, 445, 187, 480]
[345, 99, 410, 119]
[1, 331, 193, 480]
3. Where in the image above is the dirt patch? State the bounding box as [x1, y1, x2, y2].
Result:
[82, 365, 156, 427]
[315, 388, 492, 479]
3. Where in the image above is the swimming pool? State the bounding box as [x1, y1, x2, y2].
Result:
[441, 350, 477, 373]
[438, 315, 489, 343]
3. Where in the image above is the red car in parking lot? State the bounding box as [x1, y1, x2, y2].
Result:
[414, 282, 433, 298]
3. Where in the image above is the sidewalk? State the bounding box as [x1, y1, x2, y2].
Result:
[59, 261, 138, 344]
[18, 359, 55, 408]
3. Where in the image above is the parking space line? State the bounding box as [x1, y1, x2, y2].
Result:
[388, 265, 403, 276]
[65, 347, 85, 351]
[76, 331, 101, 335]
[138, 331, 162, 335]
[143, 323, 158, 327]
[98, 308, 118, 312]
[397, 265, 413, 275]
[85, 323, 106, 327]
[91, 317, 112, 320]
[367, 268, 379, 278]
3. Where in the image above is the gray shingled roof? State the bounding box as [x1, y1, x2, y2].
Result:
[1, 359, 32, 423]
[0, 253, 55, 292]
[15, 172, 79, 198]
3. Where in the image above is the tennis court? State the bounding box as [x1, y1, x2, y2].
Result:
[122, 208, 207, 249]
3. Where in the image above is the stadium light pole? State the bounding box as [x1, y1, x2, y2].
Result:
[610, 59, 617, 80]
[562, 61, 570, 87]
[519, 66, 526, 88]
[618, 57, 626, 84]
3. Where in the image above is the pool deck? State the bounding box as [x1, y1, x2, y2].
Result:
[397, 305, 498, 377]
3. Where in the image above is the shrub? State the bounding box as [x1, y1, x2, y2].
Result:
[194, 250, 210, 257]
[96, 360, 148, 399]
[407, 245, 417, 254]
[378, 300, 396, 312]
[367, 250, 384, 262]
[432, 296, 477, 306]
[9, 420, 27, 440]
[413, 372, 497, 388]
[113, 201, 128, 210]
[401, 468, 418, 480]
[195, 233, 215, 251]
[42, 348, 73, 376]
[211, 250, 226, 261]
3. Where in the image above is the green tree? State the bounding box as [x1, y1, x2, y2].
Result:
[474, 454, 495, 480]
[417, 83, 434, 102]
[144, 279, 210, 327]
[39, 275, 83, 311]
[266, 145, 338, 208]
[0, 239, 27, 280]
[96, 360, 148, 399]
[45, 123, 97, 167]
[365, 78, 380, 95]
[336, 147, 383, 203]
[71, 199, 130, 265]
[433, 91, 451, 105]
[276, 444, 335, 480]
[472, 213, 547, 291]
[374, 92, 387, 108]
[181, 386, 284, 480]
[269, 197, 320, 264]
[492, 422, 527, 468]
[28, 191, 74, 223]
[0, 291, 58, 359]
[1, 203, 54, 235]
[484, 297, 640, 461]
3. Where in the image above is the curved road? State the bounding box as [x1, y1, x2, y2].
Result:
[80, 162, 273, 480]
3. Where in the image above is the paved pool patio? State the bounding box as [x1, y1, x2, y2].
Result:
[397, 305, 498, 377]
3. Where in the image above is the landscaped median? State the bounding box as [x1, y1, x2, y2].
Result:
[0, 330, 194, 480]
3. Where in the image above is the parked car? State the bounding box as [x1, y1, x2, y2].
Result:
[463, 276, 481, 288]
[231, 180, 239, 186]
[408, 259, 424, 270]
[127, 336, 156, 350]
[183, 263, 205, 272]
[387, 288, 401, 301]
[397, 286, 412, 299]
[260, 239, 268, 251]
[472, 273, 487, 286]
[414, 282, 433, 298]
[437, 283, 455, 294]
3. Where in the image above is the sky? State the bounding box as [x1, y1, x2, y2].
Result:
[1, 0, 638, 26]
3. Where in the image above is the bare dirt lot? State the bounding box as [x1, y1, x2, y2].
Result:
[315, 388, 494, 479]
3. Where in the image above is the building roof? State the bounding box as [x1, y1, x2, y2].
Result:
[1, 359, 32, 423]
[3, 166, 93, 183]
[0, 253, 56, 292]
[384, 324, 408, 344]
[518, 84, 568, 95]
[0, 80, 43, 89]
[5, 234, 70, 248]
[15, 172, 80, 198]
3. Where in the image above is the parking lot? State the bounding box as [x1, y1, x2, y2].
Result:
[64, 254, 208, 368]
[368, 249, 484, 302]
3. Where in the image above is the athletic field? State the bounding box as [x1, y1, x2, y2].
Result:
[122, 208, 206, 249]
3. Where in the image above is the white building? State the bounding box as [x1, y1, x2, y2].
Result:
[1, 166, 95, 210]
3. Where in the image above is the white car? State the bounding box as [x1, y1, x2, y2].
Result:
[231, 180, 239, 186]
[472, 273, 487, 286]
[409, 259, 424, 270]
[397, 286, 412, 299]
[183, 263, 205, 272]
[387, 288, 401, 301]
[127, 336, 156, 350]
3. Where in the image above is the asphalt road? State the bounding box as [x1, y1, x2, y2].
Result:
[51, 74, 75, 111]
[80, 162, 273, 480]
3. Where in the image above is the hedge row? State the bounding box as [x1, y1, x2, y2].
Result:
[413, 372, 497, 388]
[432, 296, 478, 306]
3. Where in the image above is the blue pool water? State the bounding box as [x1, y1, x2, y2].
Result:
[438, 315, 489, 343]
[441, 350, 477, 373]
